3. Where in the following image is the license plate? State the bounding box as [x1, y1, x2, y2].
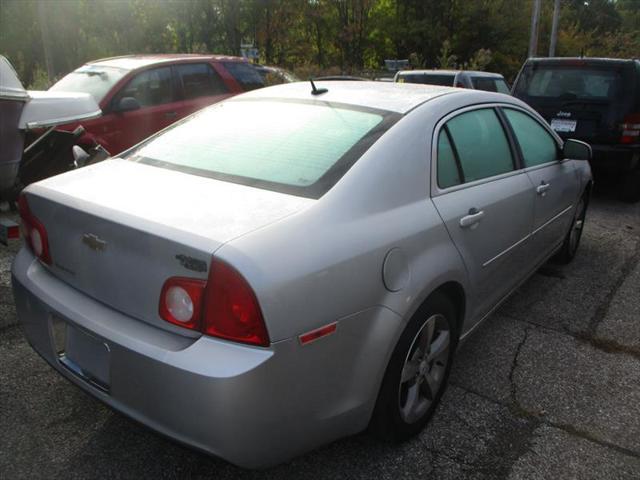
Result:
[51, 317, 111, 391]
[550, 119, 577, 133]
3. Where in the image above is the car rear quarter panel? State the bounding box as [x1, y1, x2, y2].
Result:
[215, 96, 477, 345]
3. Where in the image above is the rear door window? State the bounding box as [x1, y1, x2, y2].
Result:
[443, 108, 515, 183]
[175, 63, 229, 99]
[114, 67, 174, 107]
[472, 77, 510, 94]
[503, 109, 558, 167]
[436, 130, 462, 188]
[222, 62, 265, 90]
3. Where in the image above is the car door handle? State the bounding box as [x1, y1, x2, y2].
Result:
[536, 182, 550, 195]
[164, 111, 178, 118]
[459, 208, 485, 228]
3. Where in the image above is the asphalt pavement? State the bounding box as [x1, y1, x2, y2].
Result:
[1, 188, 639, 479]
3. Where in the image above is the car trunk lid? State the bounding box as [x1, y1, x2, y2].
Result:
[24, 158, 313, 334]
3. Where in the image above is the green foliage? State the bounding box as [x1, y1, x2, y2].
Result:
[467, 49, 493, 72]
[437, 40, 457, 69]
[1, 0, 638, 86]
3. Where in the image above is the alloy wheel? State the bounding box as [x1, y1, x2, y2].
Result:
[398, 313, 450, 424]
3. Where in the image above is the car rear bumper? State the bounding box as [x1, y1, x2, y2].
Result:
[12, 248, 399, 468]
[589, 144, 640, 172]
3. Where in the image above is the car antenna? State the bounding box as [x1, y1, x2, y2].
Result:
[310, 78, 328, 95]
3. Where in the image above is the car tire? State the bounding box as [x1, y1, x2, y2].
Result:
[620, 169, 640, 203]
[370, 292, 457, 441]
[555, 192, 588, 264]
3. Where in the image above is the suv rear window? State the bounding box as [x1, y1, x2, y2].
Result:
[126, 100, 398, 198]
[398, 74, 454, 86]
[515, 66, 622, 100]
[223, 62, 265, 90]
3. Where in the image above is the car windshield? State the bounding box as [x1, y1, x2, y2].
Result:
[49, 65, 127, 103]
[398, 74, 454, 86]
[125, 99, 397, 198]
[515, 66, 622, 100]
[472, 77, 510, 94]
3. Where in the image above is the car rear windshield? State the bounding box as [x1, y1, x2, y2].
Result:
[471, 77, 510, 94]
[49, 65, 127, 103]
[398, 74, 454, 86]
[514, 65, 623, 100]
[125, 99, 398, 198]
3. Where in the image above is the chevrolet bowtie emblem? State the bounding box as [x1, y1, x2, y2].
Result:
[82, 233, 107, 252]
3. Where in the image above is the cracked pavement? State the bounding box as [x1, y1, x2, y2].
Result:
[1, 189, 639, 479]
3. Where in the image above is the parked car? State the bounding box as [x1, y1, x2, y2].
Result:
[48, 54, 265, 155]
[395, 69, 511, 93]
[13, 81, 592, 468]
[314, 75, 368, 81]
[512, 57, 640, 202]
[253, 64, 299, 85]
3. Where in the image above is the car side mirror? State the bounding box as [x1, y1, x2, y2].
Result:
[113, 96, 140, 113]
[563, 139, 592, 161]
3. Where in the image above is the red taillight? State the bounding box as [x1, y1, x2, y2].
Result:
[159, 260, 270, 347]
[7, 225, 19, 239]
[159, 277, 206, 330]
[203, 260, 270, 347]
[18, 194, 52, 264]
[620, 113, 640, 144]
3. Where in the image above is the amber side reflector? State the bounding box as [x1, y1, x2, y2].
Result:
[299, 322, 338, 346]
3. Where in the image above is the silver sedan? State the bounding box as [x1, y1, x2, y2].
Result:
[12, 81, 592, 468]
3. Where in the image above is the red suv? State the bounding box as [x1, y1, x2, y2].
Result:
[48, 54, 264, 155]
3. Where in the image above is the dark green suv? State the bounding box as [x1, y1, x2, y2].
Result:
[513, 57, 640, 202]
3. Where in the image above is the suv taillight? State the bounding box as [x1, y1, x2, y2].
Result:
[159, 259, 270, 347]
[18, 194, 52, 264]
[620, 113, 640, 144]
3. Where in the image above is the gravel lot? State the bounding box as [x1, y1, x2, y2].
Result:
[1, 187, 639, 479]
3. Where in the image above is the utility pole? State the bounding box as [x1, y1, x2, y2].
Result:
[549, 0, 561, 57]
[528, 0, 542, 58]
[37, 0, 54, 83]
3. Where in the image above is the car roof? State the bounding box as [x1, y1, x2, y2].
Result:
[526, 57, 639, 66]
[398, 69, 504, 78]
[232, 80, 470, 114]
[86, 54, 247, 71]
[314, 75, 367, 81]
